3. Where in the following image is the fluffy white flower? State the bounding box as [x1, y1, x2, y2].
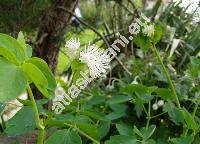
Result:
[152, 103, 158, 110]
[143, 24, 155, 37]
[65, 38, 80, 59]
[79, 44, 110, 78]
[157, 100, 164, 107]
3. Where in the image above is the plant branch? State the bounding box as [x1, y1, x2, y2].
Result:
[150, 111, 167, 119]
[115, 57, 132, 75]
[151, 44, 181, 108]
[27, 85, 44, 144]
[65, 123, 100, 144]
[146, 102, 151, 129]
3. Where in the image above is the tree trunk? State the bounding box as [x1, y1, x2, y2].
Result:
[34, 0, 78, 72]
[33, 0, 78, 99]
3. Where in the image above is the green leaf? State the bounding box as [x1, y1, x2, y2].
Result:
[107, 95, 133, 105]
[189, 57, 200, 78]
[5, 106, 35, 136]
[71, 59, 88, 83]
[163, 101, 184, 125]
[190, 57, 200, 66]
[122, 84, 148, 95]
[77, 124, 100, 141]
[140, 125, 156, 140]
[134, 33, 152, 52]
[105, 135, 137, 144]
[0, 33, 25, 64]
[74, 115, 93, 124]
[17, 32, 32, 60]
[133, 126, 143, 139]
[98, 121, 110, 139]
[155, 88, 173, 100]
[0, 57, 27, 102]
[122, 84, 153, 103]
[153, 25, 163, 44]
[0, 45, 20, 65]
[22, 62, 50, 98]
[110, 104, 128, 112]
[116, 123, 133, 136]
[79, 109, 106, 121]
[45, 129, 82, 144]
[170, 135, 194, 144]
[182, 108, 198, 131]
[25, 44, 32, 59]
[17, 31, 26, 54]
[146, 139, 157, 144]
[26, 57, 56, 98]
[106, 104, 128, 120]
[106, 111, 126, 120]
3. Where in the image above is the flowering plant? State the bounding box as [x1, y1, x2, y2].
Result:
[0, 1, 199, 143]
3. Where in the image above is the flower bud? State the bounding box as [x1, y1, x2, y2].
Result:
[157, 100, 164, 107]
[152, 103, 158, 110]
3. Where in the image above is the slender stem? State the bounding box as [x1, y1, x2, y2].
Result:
[146, 102, 151, 129]
[184, 102, 199, 136]
[38, 129, 45, 144]
[191, 102, 199, 135]
[151, 44, 181, 108]
[192, 102, 199, 118]
[65, 123, 100, 144]
[146, 117, 150, 130]
[27, 85, 44, 144]
[143, 105, 148, 116]
[150, 111, 167, 119]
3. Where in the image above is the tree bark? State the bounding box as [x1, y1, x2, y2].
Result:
[34, 0, 78, 72]
[33, 0, 78, 99]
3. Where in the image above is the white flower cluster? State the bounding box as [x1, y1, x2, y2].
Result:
[65, 38, 80, 59]
[152, 100, 164, 110]
[53, 39, 111, 114]
[143, 24, 155, 37]
[79, 44, 110, 78]
[65, 39, 110, 78]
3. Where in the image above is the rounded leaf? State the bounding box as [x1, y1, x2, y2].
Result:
[22, 62, 50, 98]
[0, 33, 25, 64]
[0, 57, 27, 102]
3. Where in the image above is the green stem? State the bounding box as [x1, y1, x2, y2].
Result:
[65, 123, 100, 144]
[150, 111, 167, 119]
[184, 102, 199, 136]
[146, 102, 151, 129]
[192, 103, 199, 118]
[27, 85, 44, 144]
[143, 105, 148, 116]
[151, 44, 181, 108]
[38, 129, 45, 143]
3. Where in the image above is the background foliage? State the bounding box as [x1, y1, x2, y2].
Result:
[0, 0, 199, 144]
